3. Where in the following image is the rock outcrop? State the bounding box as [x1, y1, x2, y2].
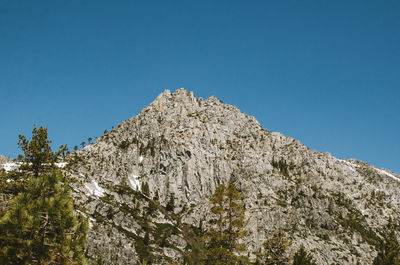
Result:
[65, 88, 400, 264]
[0, 155, 11, 164]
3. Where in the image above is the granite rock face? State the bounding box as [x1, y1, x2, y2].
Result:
[66, 88, 400, 264]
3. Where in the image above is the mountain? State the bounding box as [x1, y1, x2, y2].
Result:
[0, 155, 13, 172]
[64, 88, 400, 264]
[0, 155, 12, 164]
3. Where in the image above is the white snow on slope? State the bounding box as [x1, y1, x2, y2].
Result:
[55, 162, 68, 168]
[139, 156, 144, 163]
[1, 162, 19, 172]
[1, 162, 68, 172]
[339, 159, 359, 171]
[76, 209, 95, 228]
[85, 180, 105, 197]
[375, 168, 400, 183]
[128, 174, 141, 191]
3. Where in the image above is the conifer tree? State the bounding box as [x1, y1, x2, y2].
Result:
[0, 126, 88, 264]
[142, 182, 150, 197]
[373, 232, 400, 265]
[293, 245, 317, 265]
[166, 193, 175, 212]
[259, 230, 291, 265]
[17, 125, 67, 179]
[202, 183, 248, 265]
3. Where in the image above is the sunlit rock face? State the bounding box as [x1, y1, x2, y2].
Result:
[65, 88, 400, 264]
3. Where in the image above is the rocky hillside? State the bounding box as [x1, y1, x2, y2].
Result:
[0, 155, 11, 164]
[65, 88, 400, 264]
[0, 155, 13, 172]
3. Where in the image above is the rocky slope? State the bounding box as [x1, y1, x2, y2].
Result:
[0, 155, 14, 172]
[65, 88, 400, 264]
[0, 155, 11, 164]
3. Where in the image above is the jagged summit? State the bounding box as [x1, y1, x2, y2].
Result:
[66, 89, 400, 265]
[145, 88, 225, 114]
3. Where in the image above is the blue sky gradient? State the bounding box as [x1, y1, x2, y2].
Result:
[0, 0, 399, 173]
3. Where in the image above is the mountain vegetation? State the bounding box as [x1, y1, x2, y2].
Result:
[202, 183, 247, 264]
[0, 126, 87, 264]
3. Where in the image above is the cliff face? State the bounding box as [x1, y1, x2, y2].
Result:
[66, 88, 400, 264]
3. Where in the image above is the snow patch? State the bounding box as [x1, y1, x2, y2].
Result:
[55, 162, 68, 168]
[76, 209, 95, 228]
[85, 180, 105, 197]
[139, 156, 144, 163]
[1, 162, 67, 172]
[88, 217, 95, 229]
[128, 174, 141, 191]
[156, 219, 174, 225]
[339, 159, 359, 171]
[375, 168, 400, 183]
[1, 162, 19, 172]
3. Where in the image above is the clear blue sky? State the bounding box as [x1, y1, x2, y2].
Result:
[0, 0, 399, 174]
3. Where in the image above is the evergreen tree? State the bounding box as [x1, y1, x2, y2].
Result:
[259, 230, 291, 265]
[202, 183, 248, 265]
[0, 126, 88, 264]
[293, 245, 317, 265]
[17, 125, 67, 179]
[373, 233, 400, 265]
[166, 193, 175, 212]
[142, 182, 150, 197]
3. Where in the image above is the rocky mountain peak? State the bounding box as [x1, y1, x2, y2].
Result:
[67, 89, 400, 265]
[145, 88, 199, 113]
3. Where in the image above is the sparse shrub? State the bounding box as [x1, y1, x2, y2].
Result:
[293, 245, 317, 265]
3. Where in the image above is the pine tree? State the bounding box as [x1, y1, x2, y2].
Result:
[259, 230, 291, 265]
[202, 183, 248, 265]
[166, 193, 175, 212]
[142, 182, 150, 197]
[373, 232, 400, 265]
[0, 126, 88, 264]
[17, 125, 67, 179]
[293, 245, 317, 265]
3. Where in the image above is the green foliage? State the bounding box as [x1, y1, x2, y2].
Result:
[153, 190, 159, 201]
[293, 245, 317, 265]
[0, 126, 87, 264]
[142, 182, 150, 197]
[202, 183, 248, 265]
[259, 230, 291, 265]
[119, 139, 130, 150]
[166, 193, 175, 212]
[271, 157, 289, 177]
[373, 232, 400, 265]
[0, 170, 27, 197]
[17, 125, 67, 178]
[0, 170, 88, 264]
